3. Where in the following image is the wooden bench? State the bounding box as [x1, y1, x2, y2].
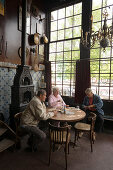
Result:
[103, 115, 113, 121]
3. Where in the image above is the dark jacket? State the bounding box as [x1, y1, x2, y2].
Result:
[82, 94, 104, 115]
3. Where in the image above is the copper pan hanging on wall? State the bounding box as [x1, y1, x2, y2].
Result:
[28, 23, 40, 46]
[40, 34, 48, 44]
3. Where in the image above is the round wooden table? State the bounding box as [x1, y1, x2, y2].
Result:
[49, 107, 86, 123]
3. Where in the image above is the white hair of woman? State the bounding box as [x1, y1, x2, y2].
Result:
[85, 88, 93, 94]
[53, 86, 59, 93]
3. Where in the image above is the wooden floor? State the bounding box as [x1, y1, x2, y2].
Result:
[0, 127, 113, 170]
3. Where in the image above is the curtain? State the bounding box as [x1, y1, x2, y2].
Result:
[75, 59, 91, 104]
[45, 61, 51, 100]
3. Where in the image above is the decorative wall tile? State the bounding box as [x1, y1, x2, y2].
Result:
[0, 64, 43, 123]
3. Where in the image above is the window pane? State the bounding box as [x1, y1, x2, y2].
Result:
[66, 5, 73, 17]
[65, 28, 72, 39]
[100, 74, 110, 86]
[64, 51, 71, 60]
[92, 9, 101, 22]
[71, 86, 75, 97]
[99, 86, 109, 99]
[58, 19, 65, 29]
[51, 11, 57, 21]
[56, 73, 62, 84]
[57, 42, 63, 52]
[51, 64, 56, 73]
[91, 74, 99, 86]
[49, 53, 56, 61]
[56, 52, 63, 61]
[100, 60, 110, 73]
[72, 51, 80, 60]
[73, 26, 81, 37]
[51, 74, 55, 85]
[63, 85, 70, 96]
[51, 21, 57, 31]
[58, 30, 64, 40]
[49, 3, 81, 97]
[110, 74, 113, 86]
[64, 40, 71, 51]
[73, 15, 81, 26]
[111, 60, 113, 73]
[58, 8, 65, 19]
[63, 74, 70, 84]
[90, 49, 100, 59]
[74, 3, 82, 15]
[92, 22, 101, 32]
[49, 43, 56, 53]
[110, 87, 113, 100]
[72, 39, 80, 50]
[107, 0, 113, 6]
[50, 31, 57, 41]
[90, 61, 99, 73]
[92, 0, 102, 10]
[72, 63, 76, 73]
[66, 17, 73, 28]
[64, 63, 71, 73]
[100, 47, 111, 58]
[56, 63, 63, 72]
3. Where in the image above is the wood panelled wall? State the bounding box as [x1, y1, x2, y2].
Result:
[0, 0, 46, 65]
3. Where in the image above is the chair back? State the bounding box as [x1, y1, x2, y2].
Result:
[88, 112, 97, 132]
[14, 112, 22, 136]
[49, 123, 70, 144]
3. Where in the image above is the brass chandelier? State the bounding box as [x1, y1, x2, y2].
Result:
[80, 4, 113, 51]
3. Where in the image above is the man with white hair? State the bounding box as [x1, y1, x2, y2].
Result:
[82, 88, 104, 132]
[48, 86, 66, 109]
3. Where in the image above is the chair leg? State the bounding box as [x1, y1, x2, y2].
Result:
[73, 130, 77, 148]
[49, 142, 52, 166]
[65, 144, 68, 170]
[92, 132, 96, 144]
[90, 131, 93, 152]
[68, 143, 69, 154]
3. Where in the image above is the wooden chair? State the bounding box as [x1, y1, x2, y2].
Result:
[14, 112, 23, 148]
[0, 120, 16, 152]
[14, 112, 33, 150]
[48, 123, 71, 170]
[73, 112, 96, 152]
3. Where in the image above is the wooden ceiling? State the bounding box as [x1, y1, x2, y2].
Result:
[33, 0, 81, 11]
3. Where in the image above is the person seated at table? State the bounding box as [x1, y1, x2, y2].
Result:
[20, 89, 57, 151]
[48, 86, 66, 109]
[82, 88, 104, 133]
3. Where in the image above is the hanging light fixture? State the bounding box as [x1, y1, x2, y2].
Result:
[80, 2, 113, 51]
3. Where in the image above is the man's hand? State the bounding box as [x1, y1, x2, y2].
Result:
[53, 110, 58, 116]
[87, 105, 94, 109]
[84, 105, 95, 110]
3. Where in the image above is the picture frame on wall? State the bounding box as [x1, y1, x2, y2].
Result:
[18, 6, 31, 34]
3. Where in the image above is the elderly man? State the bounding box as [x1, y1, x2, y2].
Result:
[82, 88, 104, 132]
[48, 86, 66, 109]
[20, 89, 56, 151]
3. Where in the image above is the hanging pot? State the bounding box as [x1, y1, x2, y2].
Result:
[40, 34, 48, 44]
[18, 47, 30, 58]
[28, 33, 39, 46]
[28, 23, 40, 46]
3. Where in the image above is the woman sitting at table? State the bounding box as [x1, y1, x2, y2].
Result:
[48, 86, 66, 109]
[82, 88, 104, 133]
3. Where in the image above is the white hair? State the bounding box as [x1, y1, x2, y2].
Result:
[85, 88, 93, 94]
[53, 86, 59, 93]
